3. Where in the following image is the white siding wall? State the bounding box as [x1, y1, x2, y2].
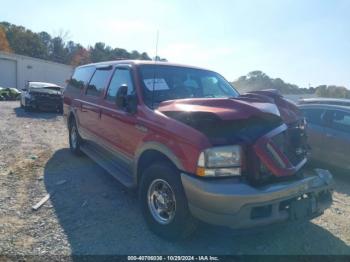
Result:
[0, 51, 73, 89]
[0, 58, 17, 88]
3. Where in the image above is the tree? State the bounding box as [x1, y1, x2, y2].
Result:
[38, 31, 52, 59]
[130, 50, 141, 59]
[4, 24, 47, 59]
[111, 47, 129, 60]
[315, 85, 350, 98]
[90, 42, 110, 62]
[315, 85, 328, 97]
[70, 45, 91, 66]
[0, 20, 155, 66]
[141, 52, 151, 60]
[232, 71, 305, 94]
[0, 26, 11, 52]
[50, 37, 69, 63]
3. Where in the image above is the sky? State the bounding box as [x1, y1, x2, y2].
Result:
[0, 0, 349, 88]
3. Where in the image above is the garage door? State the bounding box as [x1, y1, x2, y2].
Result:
[0, 58, 17, 88]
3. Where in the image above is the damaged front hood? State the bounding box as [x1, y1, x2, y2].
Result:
[29, 88, 62, 96]
[158, 97, 285, 144]
[158, 97, 281, 122]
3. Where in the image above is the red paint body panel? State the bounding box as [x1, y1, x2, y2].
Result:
[158, 97, 281, 121]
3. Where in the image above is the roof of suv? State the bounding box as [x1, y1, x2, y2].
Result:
[77, 60, 210, 71]
[298, 97, 350, 107]
[298, 103, 350, 112]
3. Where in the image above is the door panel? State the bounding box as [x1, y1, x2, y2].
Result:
[325, 110, 350, 169]
[79, 99, 101, 137]
[100, 67, 145, 159]
[323, 126, 350, 169]
[306, 123, 327, 161]
[79, 67, 112, 138]
[100, 104, 140, 158]
[301, 108, 328, 162]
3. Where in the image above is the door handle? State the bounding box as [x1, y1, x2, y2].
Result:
[81, 104, 88, 112]
[134, 124, 148, 133]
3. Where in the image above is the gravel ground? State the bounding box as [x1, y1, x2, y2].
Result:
[0, 101, 350, 255]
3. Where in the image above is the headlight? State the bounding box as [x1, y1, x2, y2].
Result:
[196, 145, 242, 177]
[25, 92, 32, 99]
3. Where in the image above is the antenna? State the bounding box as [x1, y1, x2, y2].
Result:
[155, 30, 159, 61]
[151, 30, 159, 109]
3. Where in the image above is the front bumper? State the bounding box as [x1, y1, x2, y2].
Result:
[26, 98, 63, 111]
[181, 169, 333, 229]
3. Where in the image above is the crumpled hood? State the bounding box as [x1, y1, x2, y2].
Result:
[158, 93, 303, 145]
[158, 97, 280, 121]
[158, 91, 301, 125]
[30, 88, 62, 96]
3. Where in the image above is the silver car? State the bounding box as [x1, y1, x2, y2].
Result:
[20, 81, 63, 112]
[299, 103, 350, 170]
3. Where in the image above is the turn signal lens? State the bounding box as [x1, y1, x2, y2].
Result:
[196, 167, 206, 177]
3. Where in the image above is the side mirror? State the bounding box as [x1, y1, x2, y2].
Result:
[22, 88, 27, 92]
[115, 84, 137, 113]
[116, 84, 128, 108]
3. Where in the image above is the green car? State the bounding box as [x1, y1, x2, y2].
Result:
[0, 87, 21, 101]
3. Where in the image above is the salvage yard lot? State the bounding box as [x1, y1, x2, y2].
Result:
[0, 101, 350, 255]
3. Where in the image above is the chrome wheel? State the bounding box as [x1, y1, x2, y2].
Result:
[147, 179, 176, 225]
[71, 125, 78, 149]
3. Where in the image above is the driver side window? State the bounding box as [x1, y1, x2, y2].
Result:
[201, 76, 226, 97]
[106, 68, 134, 102]
[301, 108, 325, 126]
[330, 110, 350, 133]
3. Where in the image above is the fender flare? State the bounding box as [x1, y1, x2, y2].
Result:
[134, 141, 185, 178]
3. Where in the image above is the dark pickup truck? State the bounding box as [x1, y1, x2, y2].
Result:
[63, 60, 333, 239]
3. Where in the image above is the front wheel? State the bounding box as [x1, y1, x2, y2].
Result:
[139, 162, 197, 240]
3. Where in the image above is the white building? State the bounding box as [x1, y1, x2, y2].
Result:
[0, 51, 73, 90]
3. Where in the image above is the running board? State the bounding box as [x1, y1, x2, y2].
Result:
[80, 142, 135, 188]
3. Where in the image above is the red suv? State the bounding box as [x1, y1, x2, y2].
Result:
[63, 60, 333, 239]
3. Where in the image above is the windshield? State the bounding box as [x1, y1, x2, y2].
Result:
[139, 65, 239, 108]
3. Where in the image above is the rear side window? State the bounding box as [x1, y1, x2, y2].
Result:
[106, 68, 134, 102]
[300, 108, 325, 126]
[86, 68, 112, 97]
[329, 110, 350, 133]
[67, 66, 95, 94]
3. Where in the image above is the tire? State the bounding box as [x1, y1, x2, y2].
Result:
[139, 162, 197, 240]
[69, 119, 83, 155]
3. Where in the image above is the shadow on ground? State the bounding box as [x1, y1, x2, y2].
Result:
[13, 106, 62, 120]
[44, 149, 350, 255]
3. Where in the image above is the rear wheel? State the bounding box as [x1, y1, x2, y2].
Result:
[139, 162, 197, 240]
[69, 119, 83, 155]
